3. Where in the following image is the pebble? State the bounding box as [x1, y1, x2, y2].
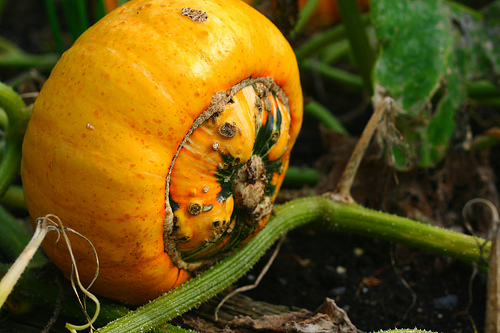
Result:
[434, 294, 458, 310]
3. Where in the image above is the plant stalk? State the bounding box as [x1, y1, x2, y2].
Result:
[485, 204, 500, 333]
[98, 196, 489, 332]
[0, 217, 50, 308]
[0, 185, 26, 210]
[0, 83, 28, 198]
[335, 97, 392, 201]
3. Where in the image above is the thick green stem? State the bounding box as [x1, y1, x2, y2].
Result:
[337, 0, 376, 96]
[0, 83, 28, 197]
[98, 196, 489, 333]
[0, 142, 21, 197]
[0, 81, 25, 125]
[0, 107, 7, 128]
[0, 185, 26, 210]
[323, 196, 489, 267]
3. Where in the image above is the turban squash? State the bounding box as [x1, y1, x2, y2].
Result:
[21, 0, 302, 305]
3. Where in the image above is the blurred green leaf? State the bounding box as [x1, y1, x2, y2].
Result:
[372, 1, 454, 115]
[372, 0, 500, 169]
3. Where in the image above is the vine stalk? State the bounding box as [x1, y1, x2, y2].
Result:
[98, 196, 489, 333]
[0, 82, 29, 198]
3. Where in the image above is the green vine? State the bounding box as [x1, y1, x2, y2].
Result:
[0, 82, 29, 198]
[97, 196, 489, 332]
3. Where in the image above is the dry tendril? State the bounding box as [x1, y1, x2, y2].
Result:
[0, 214, 100, 333]
[462, 198, 499, 333]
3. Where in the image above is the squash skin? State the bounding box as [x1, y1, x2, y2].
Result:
[21, 0, 302, 305]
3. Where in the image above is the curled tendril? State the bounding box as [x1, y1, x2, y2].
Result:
[462, 198, 499, 245]
[0, 214, 100, 333]
[38, 214, 101, 333]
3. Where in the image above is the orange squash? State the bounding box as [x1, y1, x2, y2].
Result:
[21, 0, 302, 305]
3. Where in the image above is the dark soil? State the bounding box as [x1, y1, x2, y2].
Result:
[0, 1, 495, 332]
[241, 229, 487, 332]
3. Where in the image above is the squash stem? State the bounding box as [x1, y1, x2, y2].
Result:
[0, 81, 25, 125]
[0, 185, 27, 210]
[98, 196, 489, 333]
[0, 82, 28, 198]
[0, 141, 22, 197]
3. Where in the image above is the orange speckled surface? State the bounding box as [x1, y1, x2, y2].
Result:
[21, 0, 302, 305]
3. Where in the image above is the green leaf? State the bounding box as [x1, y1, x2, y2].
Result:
[372, 0, 500, 168]
[372, 0, 454, 116]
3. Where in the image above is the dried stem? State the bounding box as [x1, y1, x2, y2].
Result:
[0, 216, 51, 308]
[467, 199, 500, 333]
[334, 97, 394, 201]
[0, 214, 101, 333]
